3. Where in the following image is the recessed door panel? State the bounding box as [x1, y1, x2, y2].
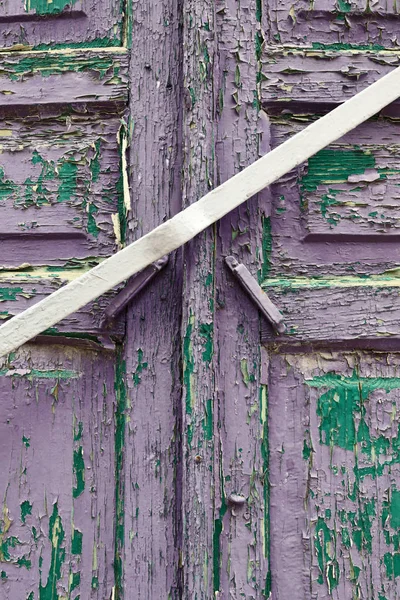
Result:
[0, 110, 123, 266]
[264, 0, 400, 48]
[269, 351, 400, 599]
[0, 343, 117, 599]
[0, 0, 122, 49]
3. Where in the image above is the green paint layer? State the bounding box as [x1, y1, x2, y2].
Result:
[73, 447, 85, 498]
[20, 501, 32, 524]
[39, 502, 65, 600]
[26, 0, 78, 14]
[300, 148, 375, 194]
[114, 346, 126, 598]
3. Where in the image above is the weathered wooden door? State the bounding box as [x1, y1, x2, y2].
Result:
[3, 0, 400, 599]
[259, 4, 400, 598]
[0, 2, 130, 598]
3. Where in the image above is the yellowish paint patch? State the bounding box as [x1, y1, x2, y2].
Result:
[0, 46, 127, 56]
[92, 543, 98, 571]
[0, 130, 12, 137]
[112, 213, 122, 247]
[118, 123, 131, 213]
[0, 261, 105, 282]
[263, 275, 400, 289]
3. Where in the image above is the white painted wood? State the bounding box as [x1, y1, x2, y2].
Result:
[1, 65, 400, 357]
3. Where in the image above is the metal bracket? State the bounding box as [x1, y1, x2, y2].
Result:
[103, 255, 169, 324]
[225, 256, 286, 334]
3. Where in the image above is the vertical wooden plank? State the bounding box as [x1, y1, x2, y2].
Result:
[213, 0, 271, 595]
[181, 0, 270, 596]
[181, 0, 217, 597]
[120, 0, 183, 597]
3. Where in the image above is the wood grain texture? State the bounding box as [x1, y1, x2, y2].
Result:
[180, 0, 272, 594]
[119, 0, 183, 597]
[0, 273, 124, 339]
[262, 115, 400, 277]
[0, 25, 129, 600]
[259, 4, 400, 598]
[213, 0, 271, 595]
[0, 108, 125, 266]
[0, 343, 116, 599]
[263, 0, 400, 48]
[180, 0, 216, 595]
[4, 49, 400, 356]
[0, 55, 128, 335]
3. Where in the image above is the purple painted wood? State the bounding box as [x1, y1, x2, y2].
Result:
[0, 5, 128, 598]
[119, 0, 183, 597]
[261, 0, 400, 595]
[264, 0, 400, 47]
[179, 0, 271, 594]
[0, 1, 123, 48]
[212, 0, 271, 594]
[3, 0, 400, 597]
[0, 50, 128, 107]
[180, 0, 217, 596]
[0, 104, 127, 266]
[269, 352, 400, 598]
[0, 343, 115, 598]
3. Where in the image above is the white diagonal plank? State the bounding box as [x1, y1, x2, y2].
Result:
[1, 65, 400, 357]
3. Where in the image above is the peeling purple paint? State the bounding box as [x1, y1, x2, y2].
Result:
[1, 0, 400, 597]
[0, 1, 123, 49]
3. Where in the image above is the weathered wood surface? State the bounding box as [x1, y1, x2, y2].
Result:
[5, 62, 400, 357]
[0, 1, 123, 49]
[177, 0, 271, 594]
[262, 35, 400, 600]
[212, 0, 271, 595]
[269, 351, 400, 599]
[5, 0, 400, 597]
[0, 50, 128, 107]
[264, 0, 400, 48]
[0, 274, 124, 338]
[262, 115, 400, 277]
[180, 0, 217, 595]
[0, 343, 116, 599]
[0, 107, 126, 266]
[261, 279, 400, 342]
[0, 27, 128, 600]
[262, 49, 400, 105]
[119, 0, 183, 597]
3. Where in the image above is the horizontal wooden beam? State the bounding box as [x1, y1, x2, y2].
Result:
[1, 64, 400, 357]
[0, 48, 128, 106]
[262, 47, 400, 106]
[261, 277, 400, 342]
